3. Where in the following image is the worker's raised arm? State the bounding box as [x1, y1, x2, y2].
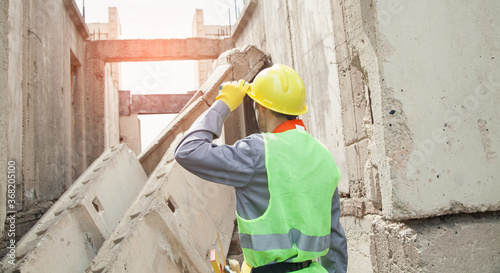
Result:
[320, 188, 348, 273]
[174, 98, 263, 188]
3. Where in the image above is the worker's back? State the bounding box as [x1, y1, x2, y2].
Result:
[237, 129, 341, 271]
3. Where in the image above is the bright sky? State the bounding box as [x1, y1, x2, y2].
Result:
[76, 0, 244, 152]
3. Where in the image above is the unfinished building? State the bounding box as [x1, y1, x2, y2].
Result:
[1, 0, 499, 272]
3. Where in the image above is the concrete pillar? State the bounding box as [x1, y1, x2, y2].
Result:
[119, 114, 141, 155]
[104, 63, 120, 149]
[85, 59, 106, 165]
[70, 52, 88, 182]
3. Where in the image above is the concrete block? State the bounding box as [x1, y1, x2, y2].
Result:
[372, 213, 500, 273]
[1, 144, 147, 273]
[365, 0, 500, 219]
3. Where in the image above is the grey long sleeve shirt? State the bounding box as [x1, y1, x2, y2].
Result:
[174, 100, 348, 273]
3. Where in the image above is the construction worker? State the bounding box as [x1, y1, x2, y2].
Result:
[174, 64, 347, 273]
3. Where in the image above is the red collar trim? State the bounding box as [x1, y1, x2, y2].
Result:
[272, 119, 307, 133]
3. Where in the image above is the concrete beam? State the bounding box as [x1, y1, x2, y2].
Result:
[88, 38, 234, 62]
[131, 94, 194, 115]
[85, 135, 237, 273]
[0, 144, 147, 272]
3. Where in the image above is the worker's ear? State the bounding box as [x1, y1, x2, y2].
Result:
[258, 103, 268, 113]
[257, 103, 269, 118]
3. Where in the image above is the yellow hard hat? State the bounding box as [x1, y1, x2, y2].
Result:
[248, 64, 308, 115]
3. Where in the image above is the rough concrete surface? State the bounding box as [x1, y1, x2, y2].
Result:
[341, 216, 376, 273]
[104, 63, 120, 149]
[0, 144, 147, 272]
[228, 1, 500, 272]
[372, 213, 500, 273]
[371, 0, 500, 219]
[411, 212, 500, 273]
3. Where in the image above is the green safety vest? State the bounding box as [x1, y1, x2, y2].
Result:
[236, 129, 340, 271]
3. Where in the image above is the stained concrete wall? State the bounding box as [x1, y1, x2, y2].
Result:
[0, 0, 90, 240]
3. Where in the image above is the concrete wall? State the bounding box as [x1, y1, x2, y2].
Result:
[231, 0, 500, 271]
[0, 0, 90, 239]
[0, 0, 11, 238]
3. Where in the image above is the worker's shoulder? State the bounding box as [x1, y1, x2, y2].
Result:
[229, 133, 265, 160]
[233, 133, 265, 150]
[238, 133, 264, 144]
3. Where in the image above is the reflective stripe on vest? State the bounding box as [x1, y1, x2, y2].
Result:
[237, 129, 340, 268]
[240, 229, 330, 252]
